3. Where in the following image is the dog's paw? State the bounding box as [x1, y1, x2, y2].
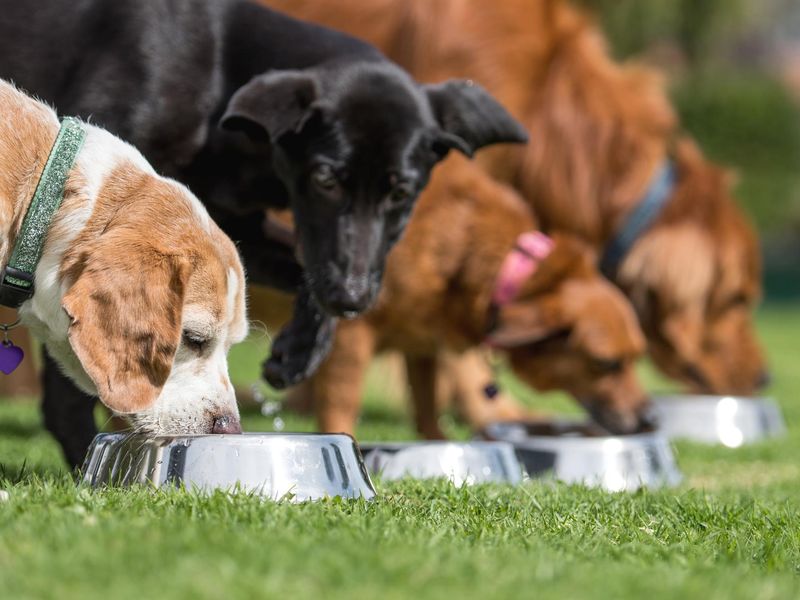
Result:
[262, 316, 337, 389]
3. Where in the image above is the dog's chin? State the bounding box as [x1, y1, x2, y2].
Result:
[308, 277, 380, 317]
[128, 411, 216, 437]
[581, 399, 655, 435]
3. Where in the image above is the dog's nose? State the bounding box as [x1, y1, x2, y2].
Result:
[755, 370, 771, 391]
[584, 397, 654, 435]
[320, 287, 372, 317]
[211, 416, 242, 434]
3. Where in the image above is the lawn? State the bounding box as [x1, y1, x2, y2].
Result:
[1, 305, 799, 599]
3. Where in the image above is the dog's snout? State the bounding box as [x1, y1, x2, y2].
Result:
[212, 415, 242, 434]
[636, 402, 659, 432]
[318, 281, 374, 316]
[755, 370, 771, 391]
[583, 396, 653, 435]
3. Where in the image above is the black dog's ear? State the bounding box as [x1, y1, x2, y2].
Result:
[425, 80, 528, 157]
[220, 71, 320, 143]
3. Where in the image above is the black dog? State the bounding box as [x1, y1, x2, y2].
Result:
[0, 0, 526, 466]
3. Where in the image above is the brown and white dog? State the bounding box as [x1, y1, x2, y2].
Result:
[250, 156, 648, 436]
[0, 80, 248, 434]
[266, 0, 768, 399]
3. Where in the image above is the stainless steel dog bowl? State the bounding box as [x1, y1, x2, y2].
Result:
[81, 433, 376, 502]
[358, 441, 524, 486]
[481, 421, 681, 492]
[652, 395, 786, 447]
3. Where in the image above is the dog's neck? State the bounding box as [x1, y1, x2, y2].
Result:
[503, 2, 675, 244]
[440, 169, 538, 344]
[0, 84, 60, 268]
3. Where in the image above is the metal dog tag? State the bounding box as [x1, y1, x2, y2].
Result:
[0, 340, 24, 374]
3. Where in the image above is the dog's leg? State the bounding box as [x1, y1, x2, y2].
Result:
[262, 287, 337, 389]
[41, 352, 98, 471]
[312, 320, 375, 435]
[440, 350, 534, 428]
[405, 354, 447, 440]
[282, 382, 315, 415]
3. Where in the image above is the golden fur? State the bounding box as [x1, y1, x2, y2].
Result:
[265, 0, 767, 395]
[250, 156, 648, 436]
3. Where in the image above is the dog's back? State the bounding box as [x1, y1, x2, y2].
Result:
[0, 82, 59, 251]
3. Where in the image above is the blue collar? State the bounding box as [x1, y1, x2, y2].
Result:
[599, 160, 677, 278]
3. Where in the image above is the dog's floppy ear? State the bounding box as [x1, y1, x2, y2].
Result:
[488, 295, 568, 348]
[61, 250, 189, 414]
[425, 80, 528, 157]
[220, 71, 320, 143]
[487, 235, 592, 347]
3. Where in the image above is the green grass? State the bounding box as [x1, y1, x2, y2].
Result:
[1, 305, 800, 599]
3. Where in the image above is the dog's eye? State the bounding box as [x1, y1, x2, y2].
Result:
[311, 163, 339, 191]
[725, 293, 750, 310]
[388, 182, 414, 206]
[592, 358, 624, 374]
[182, 330, 209, 352]
[683, 364, 709, 388]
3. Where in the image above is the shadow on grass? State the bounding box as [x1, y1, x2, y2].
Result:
[359, 404, 407, 427]
[239, 398, 407, 426]
[0, 420, 43, 439]
[0, 460, 67, 485]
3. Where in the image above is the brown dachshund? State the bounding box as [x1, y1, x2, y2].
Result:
[251, 155, 648, 436]
[264, 0, 768, 397]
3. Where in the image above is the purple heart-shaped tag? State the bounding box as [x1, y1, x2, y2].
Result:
[0, 341, 24, 375]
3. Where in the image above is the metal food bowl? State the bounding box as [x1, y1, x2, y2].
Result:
[358, 441, 524, 486]
[652, 395, 786, 447]
[81, 433, 376, 502]
[481, 421, 681, 492]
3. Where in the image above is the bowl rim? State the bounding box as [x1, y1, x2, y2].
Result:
[89, 431, 360, 444]
[479, 419, 672, 448]
[357, 440, 516, 450]
[651, 394, 776, 405]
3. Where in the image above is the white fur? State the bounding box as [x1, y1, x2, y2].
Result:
[16, 113, 247, 435]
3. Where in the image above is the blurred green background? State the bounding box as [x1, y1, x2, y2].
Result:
[584, 0, 800, 300]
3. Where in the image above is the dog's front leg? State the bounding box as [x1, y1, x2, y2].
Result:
[262, 287, 337, 389]
[41, 351, 98, 470]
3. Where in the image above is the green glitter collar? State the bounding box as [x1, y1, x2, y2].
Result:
[0, 117, 86, 308]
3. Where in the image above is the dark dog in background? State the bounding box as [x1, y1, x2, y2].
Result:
[0, 0, 526, 466]
[268, 0, 769, 398]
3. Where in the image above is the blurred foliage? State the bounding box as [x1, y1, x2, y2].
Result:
[580, 0, 746, 65]
[581, 0, 800, 237]
[673, 71, 800, 231]
[579, 0, 676, 58]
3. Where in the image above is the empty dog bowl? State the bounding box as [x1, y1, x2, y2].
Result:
[358, 441, 524, 486]
[80, 433, 376, 502]
[652, 395, 786, 447]
[481, 421, 682, 492]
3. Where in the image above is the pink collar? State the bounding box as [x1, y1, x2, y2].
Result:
[491, 231, 554, 306]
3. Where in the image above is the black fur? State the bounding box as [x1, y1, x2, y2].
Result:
[0, 0, 526, 466]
